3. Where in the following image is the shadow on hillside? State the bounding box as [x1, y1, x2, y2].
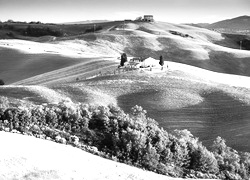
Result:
[190, 51, 250, 76]
[0, 48, 84, 84]
[118, 90, 250, 152]
[214, 33, 250, 50]
[0, 88, 47, 104]
[125, 36, 250, 77]
[124, 37, 193, 61]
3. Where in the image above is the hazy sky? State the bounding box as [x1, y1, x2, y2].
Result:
[0, 0, 250, 24]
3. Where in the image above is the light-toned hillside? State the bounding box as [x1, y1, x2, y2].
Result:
[0, 22, 250, 85]
[2, 59, 250, 152]
[1, 21, 250, 86]
[0, 131, 212, 180]
[1, 20, 250, 155]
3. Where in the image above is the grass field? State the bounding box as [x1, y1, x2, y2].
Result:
[0, 48, 84, 84]
[79, 65, 250, 152]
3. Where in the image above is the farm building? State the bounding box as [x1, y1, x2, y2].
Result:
[143, 15, 154, 22]
[119, 56, 160, 69]
[140, 57, 159, 67]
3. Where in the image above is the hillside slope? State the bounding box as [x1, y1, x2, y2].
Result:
[2, 60, 250, 152]
[76, 62, 250, 152]
[0, 131, 191, 180]
[207, 15, 250, 34]
[1, 21, 250, 86]
[1, 20, 250, 179]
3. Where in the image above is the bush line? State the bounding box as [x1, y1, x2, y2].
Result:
[0, 100, 249, 179]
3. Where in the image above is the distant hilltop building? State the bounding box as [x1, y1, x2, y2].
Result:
[143, 15, 154, 22]
[134, 15, 154, 22]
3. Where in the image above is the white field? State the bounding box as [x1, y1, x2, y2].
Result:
[146, 60, 250, 89]
[0, 131, 212, 180]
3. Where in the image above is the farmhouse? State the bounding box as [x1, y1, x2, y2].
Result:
[123, 57, 160, 68]
[143, 15, 154, 22]
[141, 57, 159, 67]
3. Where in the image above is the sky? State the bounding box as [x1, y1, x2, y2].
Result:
[0, 0, 250, 24]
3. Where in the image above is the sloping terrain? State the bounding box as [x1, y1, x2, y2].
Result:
[2, 20, 250, 86]
[1, 20, 250, 179]
[0, 47, 84, 84]
[76, 62, 250, 152]
[1, 21, 250, 152]
[0, 22, 250, 150]
[0, 131, 189, 180]
[207, 15, 250, 34]
[187, 16, 250, 50]
[2, 60, 250, 151]
[0, 85, 68, 105]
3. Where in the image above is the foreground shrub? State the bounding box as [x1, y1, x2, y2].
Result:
[0, 102, 249, 179]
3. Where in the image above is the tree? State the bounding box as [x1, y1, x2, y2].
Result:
[212, 137, 242, 179]
[135, 16, 142, 21]
[0, 79, 4, 85]
[7, 19, 14, 23]
[159, 55, 164, 70]
[120, 53, 127, 67]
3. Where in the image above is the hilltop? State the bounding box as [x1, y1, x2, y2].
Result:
[63, 20, 110, 24]
[207, 15, 250, 34]
[187, 15, 250, 35]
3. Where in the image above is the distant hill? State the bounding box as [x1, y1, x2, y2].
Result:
[62, 20, 111, 24]
[207, 15, 250, 34]
[184, 23, 210, 28]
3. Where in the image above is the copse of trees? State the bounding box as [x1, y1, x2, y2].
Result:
[85, 25, 103, 33]
[25, 25, 63, 37]
[0, 100, 249, 179]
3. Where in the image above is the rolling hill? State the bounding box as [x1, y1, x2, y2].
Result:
[0, 131, 187, 180]
[1, 20, 250, 85]
[62, 20, 110, 24]
[1, 21, 250, 151]
[207, 15, 250, 34]
[1, 19, 250, 179]
[187, 15, 250, 50]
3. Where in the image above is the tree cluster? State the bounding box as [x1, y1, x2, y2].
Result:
[25, 25, 63, 37]
[0, 101, 249, 179]
[85, 25, 103, 33]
